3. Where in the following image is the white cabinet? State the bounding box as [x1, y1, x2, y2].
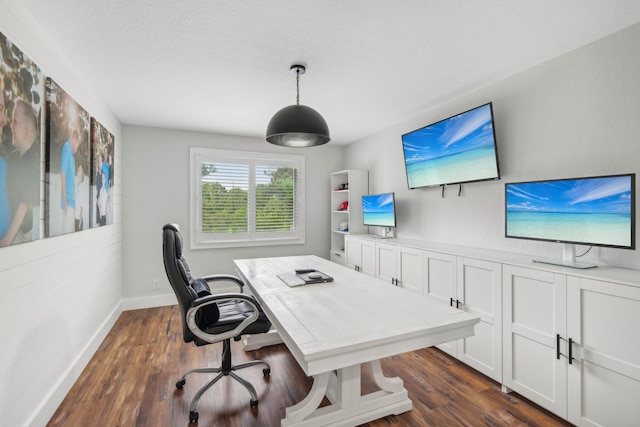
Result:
[503, 264, 640, 426]
[422, 251, 457, 355]
[374, 241, 396, 284]
[454, 258, 502, 382]
[502, 265, 567, 416]
[344, 235, 375, 277]
[566, 276, 640, 426]
[329, 170, 368, 265]
[433, 256, 502, 382]
[374, 242, 422, 293]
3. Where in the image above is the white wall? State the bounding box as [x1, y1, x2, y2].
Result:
[345, 23, 640, 270]
[0, 2, 122, 426]
[121, 125, 344, 302]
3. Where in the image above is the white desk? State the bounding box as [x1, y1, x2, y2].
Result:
[234, 255, 479, 427]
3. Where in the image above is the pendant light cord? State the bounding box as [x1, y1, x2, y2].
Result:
[296, 68, 300, 105]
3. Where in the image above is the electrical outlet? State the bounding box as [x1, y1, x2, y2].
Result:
[152, 279, 160, 290]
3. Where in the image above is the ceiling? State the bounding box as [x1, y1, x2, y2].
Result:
[21, 1, 640, 145]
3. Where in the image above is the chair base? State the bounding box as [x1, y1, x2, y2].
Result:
[176, 338, 271, 423]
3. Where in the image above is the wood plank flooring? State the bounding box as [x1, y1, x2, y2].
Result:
[47, 306, 572, 426]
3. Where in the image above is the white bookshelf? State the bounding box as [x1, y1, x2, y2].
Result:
[329, 170, 368, 264]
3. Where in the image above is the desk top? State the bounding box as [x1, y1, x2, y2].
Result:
[234, 255, 479, 376]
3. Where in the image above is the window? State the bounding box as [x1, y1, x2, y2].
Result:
[190, 148, 305, 249]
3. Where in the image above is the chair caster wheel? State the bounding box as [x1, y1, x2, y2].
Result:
[189, 410, 199, 422]
[176, 379, 186, 389]
[250, 399, 259, 408]
[263, 367, 271, 376]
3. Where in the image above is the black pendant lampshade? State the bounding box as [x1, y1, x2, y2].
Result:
[266, 64, 330, 147]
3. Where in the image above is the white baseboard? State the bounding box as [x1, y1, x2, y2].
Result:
[29, 302, 123, 427]
[121, 293, 177, 311]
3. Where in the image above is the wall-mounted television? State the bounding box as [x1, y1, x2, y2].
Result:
[505, 173, 635, 268]
[362, 193, 396, 227]
[401, 102, 500, 189]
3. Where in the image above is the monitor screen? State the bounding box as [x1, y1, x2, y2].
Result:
[505, 173, 635, 250]
[362, 193, 396, 228]
[402, 103, 500, 189]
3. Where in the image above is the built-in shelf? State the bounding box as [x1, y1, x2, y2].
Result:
[329, 170, 368, 265]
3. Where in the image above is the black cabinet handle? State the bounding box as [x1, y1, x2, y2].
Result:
[456, 299, 461, 309]
[568, 338, 574, 364]
[450, 297, 455, 307]
[556, 334, 561, 360]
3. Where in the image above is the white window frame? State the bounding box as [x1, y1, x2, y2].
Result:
[190, 147, 305, 249]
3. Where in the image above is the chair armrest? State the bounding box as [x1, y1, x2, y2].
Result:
[200, 274, 245, 291]
[186, 293, 260, 344]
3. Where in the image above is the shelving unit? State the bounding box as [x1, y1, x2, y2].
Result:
[329, 170, 368, 265]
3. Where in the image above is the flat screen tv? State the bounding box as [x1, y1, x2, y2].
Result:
[402, 102, 500, 189]
[505, 173, 635, 268]
[362, 193, 396, 237]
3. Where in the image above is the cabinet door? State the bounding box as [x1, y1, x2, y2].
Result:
[566, 277, 640, 426]
[344, 236, 362, 271]
[422, 251, 456, 303]
[375, 242, 397, 285]
[456, 257, 502, 382]
[345, 237, 375, 277]
[396, 246, 422, 294]
[422, 251, 457, 355]
[359, 240, 376, 277]
[502, 265, 567, 418]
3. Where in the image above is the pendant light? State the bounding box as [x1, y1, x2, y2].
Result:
[266, 64, 330, 147]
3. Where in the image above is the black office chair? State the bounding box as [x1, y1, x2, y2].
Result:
[162, 223, 272, 423]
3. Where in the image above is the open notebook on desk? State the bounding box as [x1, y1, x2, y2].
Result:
[277, 270, 333, 287]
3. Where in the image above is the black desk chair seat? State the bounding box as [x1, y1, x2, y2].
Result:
[162, 223, 272, 423]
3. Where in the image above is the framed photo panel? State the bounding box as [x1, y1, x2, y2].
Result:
[90, 118, 114, 227]
[45, 77, 90, 237]
[0, 31, 44, 247]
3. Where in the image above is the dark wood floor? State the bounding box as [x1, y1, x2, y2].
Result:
[47, 306, 572, 426]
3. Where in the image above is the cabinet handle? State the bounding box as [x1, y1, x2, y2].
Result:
[568, 338, 574, 364]
[456, 299, 461, 309]
[556, 334, 561, 360]
[450, 297, 455, 307]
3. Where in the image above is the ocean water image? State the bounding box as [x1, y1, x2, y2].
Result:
[363, 211, 395, 227]
[506, 175, 633, 247]
[406, 146, 498, 188]
[506, 211, 631, 247]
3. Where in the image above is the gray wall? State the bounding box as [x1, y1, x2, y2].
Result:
[345, 23, 640, 270]
[121, 125, 345, 300]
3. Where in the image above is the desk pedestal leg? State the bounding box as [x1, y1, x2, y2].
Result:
[283, 372, 330, 424]
[282, 361, 412, 427]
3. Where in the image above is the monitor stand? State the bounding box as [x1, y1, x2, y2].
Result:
[533, 244, 597, 269]
[369, 227, 394, 239]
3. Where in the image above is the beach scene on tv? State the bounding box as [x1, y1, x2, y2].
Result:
[402, 103, 499, 188]
[506, 175, 633, 248]
[362, 193, 396, 227]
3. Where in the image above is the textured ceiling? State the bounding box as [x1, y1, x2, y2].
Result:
[21, 0, 640, 145]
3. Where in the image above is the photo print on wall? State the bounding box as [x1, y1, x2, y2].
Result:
[0, 31, 44, 247]
[45, 77, 91, 237]
[90, 118, 114, 227]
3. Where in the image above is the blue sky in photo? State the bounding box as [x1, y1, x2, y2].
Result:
[402, 104, 495, 164]
[506, 176, 632, 215]
[362, 193, 395, 214]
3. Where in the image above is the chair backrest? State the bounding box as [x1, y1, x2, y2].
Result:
[162, 223, 199, 343]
